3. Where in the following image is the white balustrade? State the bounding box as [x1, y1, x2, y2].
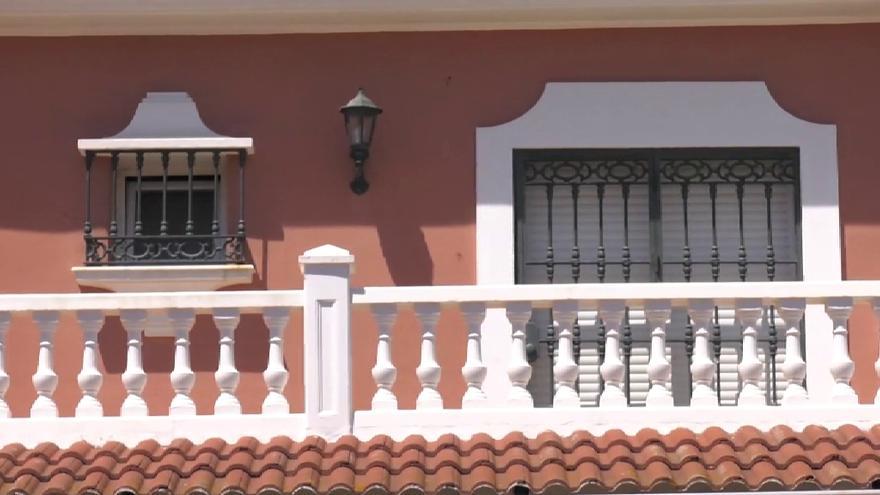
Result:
[213, 308, 241, 415]
[75, 310, 104, 417]
[553, 301, 580, 408]
[505, 301, 533, 407]
[414, 303, 442, 409]
[644, 302, 672, 407]
[119, 309, 149, 416]
[370, 304, 398, 410]
[778, 299, 807, 404]
[598, 301, 627, 407]
[31, 311, 59, 418]
[825, 297, 858, 404]
[4, 245, 880, 446]
[736, 300, 765, 406]
[460, 302, 488, 408]
[0, 312, 10, 418]
[261, 307, 290, 415]
[688, 301, 718, 407]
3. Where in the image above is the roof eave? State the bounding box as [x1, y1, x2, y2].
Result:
[2, 0, 880, 36]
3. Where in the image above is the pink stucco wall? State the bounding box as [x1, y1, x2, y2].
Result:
[0, 24, 878, 415]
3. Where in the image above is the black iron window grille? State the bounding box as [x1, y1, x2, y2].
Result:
[82, 149, 248, 266]
[514, 147, 802, 407]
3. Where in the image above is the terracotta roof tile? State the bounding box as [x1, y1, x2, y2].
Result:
[2, 425, 880, 494]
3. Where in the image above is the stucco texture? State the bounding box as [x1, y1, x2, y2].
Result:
[0, 24, 878, 415]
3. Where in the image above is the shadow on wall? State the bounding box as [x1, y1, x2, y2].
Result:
[376, 216, 433, 286]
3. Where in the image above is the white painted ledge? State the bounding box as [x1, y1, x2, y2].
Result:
[1, 405, 878, 448]
[353, 405, 880, 442]
[1, 0, 880, 36]
[72, 264, 256, 292]
[0, 414, 307, 448]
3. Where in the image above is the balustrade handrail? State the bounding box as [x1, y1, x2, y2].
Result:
[0, 280, 877, 314]
[352, 279, 880, 307]
[0, 289, 303, 313]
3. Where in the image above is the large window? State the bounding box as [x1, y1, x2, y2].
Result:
[515, 147, 801, 284]
[515, 147, 802, 407]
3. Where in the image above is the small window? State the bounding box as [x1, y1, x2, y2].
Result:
[82, 150, 248, 266]
[514, 147, 801, 408]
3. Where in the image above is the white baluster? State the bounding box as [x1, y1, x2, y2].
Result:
[688, 301, 718, 407]
[76, 310, 105, 417]
[168, 308, 196, 416]
[461, 302, 488, 408]
[777, 299, 807, 404]
[505, 302, 533, 407]
[31, 311, 59, 418]
[414, 303, 442, 409]
[599, 301, 627, 407]
[262, 307, 290, 414]
[825, 297, 857, 403]
[213, 308, 241, 415]
[370, 304, 398, 410]
[119, 310, 148, 416]
[0, 312, 11, 418]
[553, 301, 580, 408]
[736, 300, 765, 406]
[644, 302, 673, 408]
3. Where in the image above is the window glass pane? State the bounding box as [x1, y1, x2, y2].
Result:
[128, 177, 216, 236]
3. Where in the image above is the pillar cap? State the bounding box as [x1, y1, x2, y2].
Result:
[299, 244, 355, 266]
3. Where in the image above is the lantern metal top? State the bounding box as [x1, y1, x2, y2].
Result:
[77, 92, 254, 155]
[340, 88, 383, 115]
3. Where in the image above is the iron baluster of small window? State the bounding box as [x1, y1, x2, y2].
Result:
[186, 151, 195, 236]
[160, 151, 170, 236]
[134, 151, 144, 236]
[83, 151, 95, 261]
[237, 150, 247, 239]
[212, 151, 221, 236]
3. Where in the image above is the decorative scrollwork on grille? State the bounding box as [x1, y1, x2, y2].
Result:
[524, 159, 649, 185]
[660, 160, 713, 182]
[660, 158, 798, 184]
[84, 235, 246, 265]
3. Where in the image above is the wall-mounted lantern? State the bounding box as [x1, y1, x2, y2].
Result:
[340, 88, 382, 194]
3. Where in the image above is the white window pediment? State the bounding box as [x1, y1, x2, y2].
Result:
[476, 82, 839, 285]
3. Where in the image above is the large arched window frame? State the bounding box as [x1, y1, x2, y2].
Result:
[475, 82, 841, 404]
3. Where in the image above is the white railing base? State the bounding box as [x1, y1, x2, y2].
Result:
[2, 405, 878, 448]
[0, 413, 306, 448]
[353, 405, 880, 442]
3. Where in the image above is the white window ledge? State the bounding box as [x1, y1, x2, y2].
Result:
[71, 264, 256, 293]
